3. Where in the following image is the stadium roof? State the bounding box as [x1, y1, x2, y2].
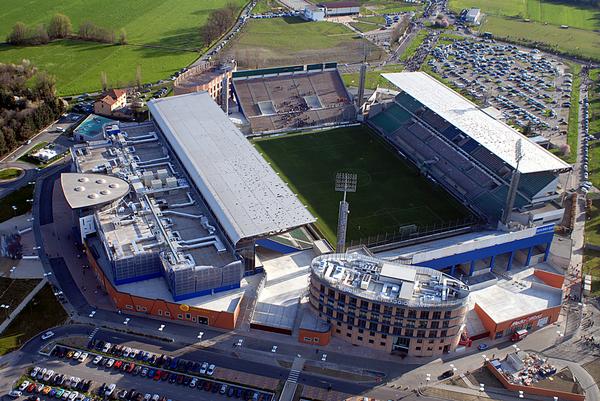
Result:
[382, 72, 571, 174]
[148, 92, 316, 245]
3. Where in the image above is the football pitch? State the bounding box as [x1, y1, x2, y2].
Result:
[253, 126, 472, 245]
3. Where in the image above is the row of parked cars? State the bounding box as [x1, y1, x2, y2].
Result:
[580, 96, 593, 193]
[87, 339, 216, 376]
[13, 367, 94, 401]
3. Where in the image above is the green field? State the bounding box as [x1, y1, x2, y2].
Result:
[253, 0, 285, 14]
[357, 0, 421, 14]
[0, 0, 247, 95]
[0, 168, 22, 180]
[448, 0, 600, 31]
[0, 184, 34, 223]
[447, 0, 600, 61]
[399, 30, 428, 62]
[342, 64, 403, 90]
[253, 126, 471, 244]
[0, 284, 67, 355]
[349, 21, 380, 33]
[222, 17, 385, 68]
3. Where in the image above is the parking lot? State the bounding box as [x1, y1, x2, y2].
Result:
[428, 38, 572, 138]
[12, 341, 274, 401]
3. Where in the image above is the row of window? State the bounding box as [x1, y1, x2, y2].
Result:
[123, 304, 209, 324]
[315, 285, 454, 319]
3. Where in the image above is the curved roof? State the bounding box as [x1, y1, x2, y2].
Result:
[147, 92, 315, 245]
[61, 173, 129, 209]
[382, 72, 571, 174]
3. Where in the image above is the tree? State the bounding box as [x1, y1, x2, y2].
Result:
[118, 28, 127, 45]
[7, 22, 28, 44]
[31, 24, 49, 44]
[47, 13, 72, 39]
[100, 71, 108, 91]
[135, 65, 142, 89]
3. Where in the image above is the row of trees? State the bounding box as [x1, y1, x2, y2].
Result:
[7, 13, 127, 45]
[0, 61, 65, 157]
[200, 3, 239, 47]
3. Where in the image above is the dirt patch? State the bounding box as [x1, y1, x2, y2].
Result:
[536, 368, 583, 394]
[583, 358, 600, 386]
[303, 363, 382, 382]
[466, 366, 504, 389]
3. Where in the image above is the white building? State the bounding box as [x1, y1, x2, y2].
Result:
[465, 8, 481, 25]
[303, 5, 325, 21]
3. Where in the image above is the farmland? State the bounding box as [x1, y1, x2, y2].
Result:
[0, 0, 247, 95]
[221, 17, 385, 68]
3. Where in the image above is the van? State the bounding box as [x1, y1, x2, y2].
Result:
[511, 329, 528, 342]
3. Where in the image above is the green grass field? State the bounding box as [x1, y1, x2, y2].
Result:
[478, 16, 600, 61]
[222, 17, 384, 68]
[253, 126, 471, 244]
[0, 184, 34, 223]
[399, 30, 428, 62]
[349, 21, 380, 33]
[0, 0, 247, 95]
[0, 284, 67, 356]
[448, 0, 600, 31]
[0, 168, 22, 180]
[565, 63, 582, 163]
[252, 0, 285, 14]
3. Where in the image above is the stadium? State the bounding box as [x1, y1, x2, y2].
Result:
[60, 65, 571, 353]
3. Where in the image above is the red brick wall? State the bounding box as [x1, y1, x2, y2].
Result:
[533, 269, 565, 288]
[298, 328, 331, 346]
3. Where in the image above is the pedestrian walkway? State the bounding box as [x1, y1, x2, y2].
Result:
[279, 357, 305, 401]
[0, 278, 47, 334]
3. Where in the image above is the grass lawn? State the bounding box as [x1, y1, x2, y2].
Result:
[0, 284, 67, 356]
[253, 0, 285, 14]
[590, 69, 600, 138]
[0, 184, 34, 223]
[476, 15, 600, 61]
[0, 278, 41, 311]
[253, 126, 471, 244]
[221, 17, 384, 68]
[358, 0, 421, 14]
[399, 29, 428, 62]
[0, 168, 22, 180]
[0, 0, 248, 95]
[448, 0, 600, 31]
[349, 21, 380, 33]
[342, 64, 404, 90]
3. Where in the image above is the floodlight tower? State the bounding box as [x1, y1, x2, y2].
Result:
[501, 139, 523, 226]
[335, 172, 357, 253]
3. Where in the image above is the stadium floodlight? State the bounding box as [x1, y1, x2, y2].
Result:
[501, 139, 523, 225]
[335, 172, 357, 253]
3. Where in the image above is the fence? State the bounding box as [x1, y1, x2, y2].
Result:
[347, 216, 481, 249]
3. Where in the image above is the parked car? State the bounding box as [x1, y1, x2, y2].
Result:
[41, 331, 55, 340]
[19, 381, 31, 392]
[9, 390, 23, 398]
[207, 364, 215, 376]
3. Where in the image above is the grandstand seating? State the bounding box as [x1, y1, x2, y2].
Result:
[367, 89, 558, 222]
[233, 69, 355, 133]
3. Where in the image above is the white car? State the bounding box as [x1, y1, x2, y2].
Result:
[72, 351, 81, 360]
[38, 368, 47, 380]
[102, 342, 112, 353]
[62, 391, 71, 400]
[200, 362, 208, 375]
[207, 364, 215, 376]
[41, 331, 55, 340]
[68, 391, 79, 401]
[43, 369, 55, 381]
[105, 384, 116, 397]
[189, 378, 198, 388]
[31, 367, 40, 377]
[106, 358, 115, 368]
[8, 390, 22, 398]
[78, 352, 88, 363]
[18, 381, 30, 391]
[92, 355, 102, 364]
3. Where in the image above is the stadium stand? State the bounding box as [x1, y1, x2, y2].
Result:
[367, 72, 571, 222]
[232, 63, 356, 134]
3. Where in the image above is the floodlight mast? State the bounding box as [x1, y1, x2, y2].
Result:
[501, 139, 523, 226]
[335, 173, 357, 253]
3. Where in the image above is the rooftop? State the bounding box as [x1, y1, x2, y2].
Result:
[381, 72, 571, 174]
[311, 252, 470, 307]
[61, 173, 130, 209]
[317, 1, 360, 8]
[148, 92, 315, 245]
[470, 268, 562, 323]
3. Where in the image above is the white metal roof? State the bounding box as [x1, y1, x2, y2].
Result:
[61, 173, 130, 209]
[148, 92, 315, 245]
[382, 72, 571, 174]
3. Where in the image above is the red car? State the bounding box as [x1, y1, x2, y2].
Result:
[160, 371, 169, 381]
[26, 383, 36, 393]
[153, 370, 162, 381]
[114, 360, 123, 369]
[127, 362, 136, 373]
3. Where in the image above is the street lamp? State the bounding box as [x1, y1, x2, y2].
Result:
[197, 331, 204, 339]
[425, 373, 431, 383]
[123, 317, 130, 325]
[158, 324, 165, 332]
[11, 205, 17, 216]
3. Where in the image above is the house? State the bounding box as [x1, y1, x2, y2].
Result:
[94, 89, 127, 116]
[465, 8, 481, 25]
[303, 5, 325, 21]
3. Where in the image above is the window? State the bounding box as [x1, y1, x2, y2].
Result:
[417, 339, 423, 344]
[357, 336, 363, 341]
[429, 331, 437, 338]
[350, 297, 357, 305]
[408, 310, 417, 318]
[371, 303, 381, 312]
[382, 334, 387, 339]
[381, 325, 390, 334]
[432, 311, 441, 320]
[443, 320, 450, 328]
[320, 284, 325, 293]
[192, 317, 197, 322]
[441, 330, 447, 337]
[416, 347, 421, 351]
[380, 342, 386, 346]
[428, 339, 434, 344]
[369, 331, 376, 337]
[396, 308, 405, 317]
[418, 321, 428, 328]
[125, 305, 133, 310]
[368, 339, 374, 344]
[185, 313, 191, 320]
[417, 330, 426, 338]
[337, 321, 342, 326]
[407, 320, 416, 328]
[383, 306, 393, 315]
[336, 329, 341, 334]
[346, 333, 352, 338]
[430, 321, 439, 329]
[420, 311, 430, 319]
[304, 337, 312, 342]
[427, 347, 433, 351]
[165, 311, 170, 317]
[444, 311, 452, 319]
[347, 325, 353, 330]
[177, 314, 183, 319]
[358, 328, 364, 334]
[405, 329, 413, 337]
[313, 337, 320, 343]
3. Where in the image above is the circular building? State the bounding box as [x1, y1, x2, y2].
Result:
[309, 252, 470, 357]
